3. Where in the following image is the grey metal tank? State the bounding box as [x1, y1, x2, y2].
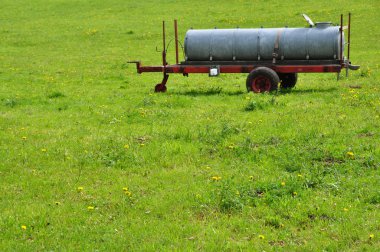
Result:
[184, 22, 343, 62]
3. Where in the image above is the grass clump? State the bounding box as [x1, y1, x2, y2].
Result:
[3, 98, 17, 107]
[244, 100, 266, 111]
[47, 91, 65, 99]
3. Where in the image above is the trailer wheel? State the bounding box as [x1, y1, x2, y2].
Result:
[246, 67, 279, 93]
[279, 73, 298, 89]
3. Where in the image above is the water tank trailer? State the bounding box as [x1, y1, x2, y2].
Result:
[129, 14, 359, 93]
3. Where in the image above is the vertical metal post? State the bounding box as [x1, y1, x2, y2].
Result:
[348, 13, 351, 61]
[156, 20, 169, 92]
[162, 21, 167, 66]
[174, 20, 179, 65]
[340, 14, 343, 65]
[346, 13, 351, 77]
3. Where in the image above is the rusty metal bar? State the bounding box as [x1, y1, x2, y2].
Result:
[141, 64, 342, 74]
[139, 66, 164, 72]
[174, 19, 179, 65]
[348, 13, 351, 61]
[340, 14, 343, 64]
[346, 13, 351, 77]
[162, 21, 167, 67]
[127, 61, 142, 73]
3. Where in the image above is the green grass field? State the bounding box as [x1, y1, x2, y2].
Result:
[1, 0, 379, 250]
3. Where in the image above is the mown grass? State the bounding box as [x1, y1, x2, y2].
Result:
[0, 0, 379, 250]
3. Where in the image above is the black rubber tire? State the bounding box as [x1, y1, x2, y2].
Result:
[246, 67, 280, 93]
[279, 73, 298, 89]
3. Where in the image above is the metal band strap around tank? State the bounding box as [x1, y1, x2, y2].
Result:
[273, 29, 284, 64]
[232, 29, 236, 61]
[209, 30, 212, 61]
[257, 29, 261, 61]
[305, 28, 309, 60]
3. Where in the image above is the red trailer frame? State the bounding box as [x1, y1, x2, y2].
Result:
[129, 14, 359, 93]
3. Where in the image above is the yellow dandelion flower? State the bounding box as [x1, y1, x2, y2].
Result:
[125, 191, 132, 197]
[346, 151, 354, 159]
[281, 181, 286, 186]
[258, 234, 265, 239]
[292, 191, 298, 196]
[21, 225, 27, 230]
[41, 148, 47, 152]
[124, 144, 130, 149]
[369, 234, 374, 239]
[211, 176, 222, 181]
[87, 206, 94, 210]
[77, 186, 84, 192]
[297, 174, 303, 178]
[22, 136, 27, 140]
[86, 29, 98, 36]
[122, 187, 128, 192]
[249, 175, 254, 180]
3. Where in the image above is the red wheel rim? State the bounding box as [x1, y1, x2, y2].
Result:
[251, 75, 271, 93]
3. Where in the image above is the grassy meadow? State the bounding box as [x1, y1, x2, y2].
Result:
[1, 0, 379, 250]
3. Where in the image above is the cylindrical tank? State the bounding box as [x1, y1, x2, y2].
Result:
[184, 23, 343, 61]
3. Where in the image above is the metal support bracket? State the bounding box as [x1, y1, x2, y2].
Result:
[154, 74, 169, 92]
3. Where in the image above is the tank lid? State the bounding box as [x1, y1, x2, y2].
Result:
[315, 22, 332, 28]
